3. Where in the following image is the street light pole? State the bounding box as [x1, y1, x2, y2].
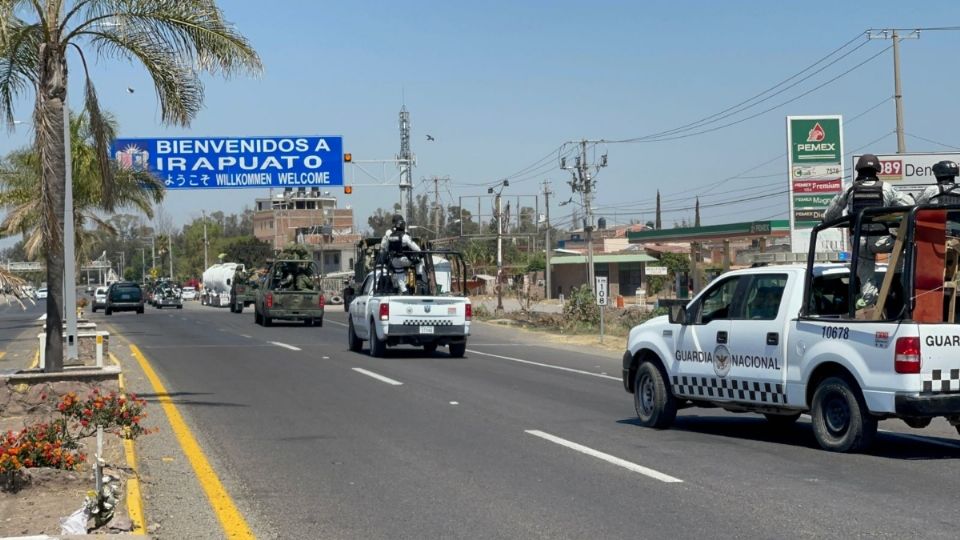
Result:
[62, 101, 78, 364]
[488, 180, 509, 314]
[202, 209, 209, 270]
[168, 235, 173, 281]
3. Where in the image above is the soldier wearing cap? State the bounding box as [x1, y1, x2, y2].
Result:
[915, 160, 960, 206]
[822, 154, 912, 309]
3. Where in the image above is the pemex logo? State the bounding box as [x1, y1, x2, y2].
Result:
[807, 122, 826, 143]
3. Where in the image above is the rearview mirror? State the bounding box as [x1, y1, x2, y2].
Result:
[668, 304, 688, 325]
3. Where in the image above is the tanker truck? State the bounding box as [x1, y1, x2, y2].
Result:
[201, 262, 245, 307]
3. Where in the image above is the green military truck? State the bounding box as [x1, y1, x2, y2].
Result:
[253, 258, 325, 326]
[229, 267, 259, 314]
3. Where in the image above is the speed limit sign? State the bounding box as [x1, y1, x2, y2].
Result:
[595, 276, 608, 306]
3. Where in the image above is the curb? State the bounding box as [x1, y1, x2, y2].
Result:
[109, 351, 146, 536]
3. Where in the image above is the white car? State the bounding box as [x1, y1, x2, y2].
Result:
[92, 287, 108, 312]
[36, 287, 47, 299]
[181, 287, 197, 301]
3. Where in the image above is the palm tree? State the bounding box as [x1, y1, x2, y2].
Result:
[0, 110, 165, 262]
[0, 1, 261, 370]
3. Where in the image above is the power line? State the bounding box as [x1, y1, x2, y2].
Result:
[905, 132, 960, 151]
[605, 34, 873, 143]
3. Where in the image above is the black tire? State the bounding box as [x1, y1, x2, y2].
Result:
[263, 314, 273, 327]
[235, 303, 242, 314]
[348, 320, 363, 352]
[811, 376, 877, 453]
[254, 309, 262, 325]
[105, 308, 112, 316]
[304, 319, 314, 327]
[176, 305, 183, 310]
[369, 324, 387, 357]
[316, 317, 323, 328]
[633, 361, 677, 429]
[448, 342, 466, 358]
[955, 424, 960, 437]
[764, 413, 801, 427]
[423, 342, 438, 355]
[92, 307, 97, 313]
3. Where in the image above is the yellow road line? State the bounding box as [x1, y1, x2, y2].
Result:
[28, 349, 38, 369]
[0, 351, 6, 360]
[112, 351, 144, 535]
[130, 344, 255, 539]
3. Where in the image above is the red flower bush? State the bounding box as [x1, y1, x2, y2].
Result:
[57, 390, 150, 440]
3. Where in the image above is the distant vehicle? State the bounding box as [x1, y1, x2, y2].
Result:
[202, 262, 244, 307]
[91, 287, 108, 312]
[181, 286, 198, 301]
[23, 285, 36, 298]
[254, 259, 325, 326]
[85, 285, 95, 294]
[36, 287, 48, 299]
[104, 282, 144, 315]
[348, 249, 470, 357]
[154, 284, 182, 309]
[230, 268, 259, 313]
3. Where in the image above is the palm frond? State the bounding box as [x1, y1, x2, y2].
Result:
[80, 56, 116, 209]
[69, 0, 261, 125]
[0, 20, 41, 128]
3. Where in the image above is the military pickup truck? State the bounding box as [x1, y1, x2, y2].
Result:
[253, 259, 325, 326]
[229, 267, 259, 314]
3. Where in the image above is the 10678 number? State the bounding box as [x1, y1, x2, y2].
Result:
[822, 326, 849, 339]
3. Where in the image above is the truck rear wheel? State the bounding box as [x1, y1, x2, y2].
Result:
[234, 303, 243, 314]
[369, 324, 387, 357]
[448, 342, 466, 358]
[254, 309, 262, 325]
[634, 361, 677, 429]
[423, 342, 438, 355]
[811, 376, 877, 453]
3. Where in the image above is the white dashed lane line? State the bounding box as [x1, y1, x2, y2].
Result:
[240, 334, 252, 339]
[269, 341, 302, 351]
[525, 430, 683, 483]
[352, 367, 403, 386]
[466, 349, 620, 381]
[326, 320, 349, 328]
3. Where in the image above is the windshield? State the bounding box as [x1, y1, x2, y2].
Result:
[110, 286, 142, 301]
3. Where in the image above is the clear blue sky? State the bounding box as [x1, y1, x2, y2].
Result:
[3, 0, 960, 247]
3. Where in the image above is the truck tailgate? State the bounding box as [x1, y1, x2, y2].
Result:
[274, 291, 322, 309]
[918, 325, 960, 393]
[389, 297, 468, 325]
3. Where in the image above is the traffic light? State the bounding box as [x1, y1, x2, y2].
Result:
[344, 152, 352, 163]
[344, 186, 353, 194]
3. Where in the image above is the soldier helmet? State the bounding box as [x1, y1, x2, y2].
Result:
[392, 213, 406, 232]
[855, 154, 881, 176]
[932, 160, 959, 183]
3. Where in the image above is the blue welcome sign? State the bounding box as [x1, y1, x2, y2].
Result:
[110, 136, 344, 189]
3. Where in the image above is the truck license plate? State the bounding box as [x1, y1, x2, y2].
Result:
[420, 326, 435, 335]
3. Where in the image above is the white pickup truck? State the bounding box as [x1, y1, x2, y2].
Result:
[347, 269, 471, 358]
[624, 204, 960, 452]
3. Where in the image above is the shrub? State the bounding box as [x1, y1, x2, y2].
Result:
[563, 286, 600, 325]
[58, 390, 150, 440]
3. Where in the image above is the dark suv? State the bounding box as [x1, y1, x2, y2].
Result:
[105, 282, 145, 315]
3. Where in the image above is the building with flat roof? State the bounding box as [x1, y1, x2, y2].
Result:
[253, 187, 359, 274]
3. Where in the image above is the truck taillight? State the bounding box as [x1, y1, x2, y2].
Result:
[379, 303, 390, 321]
[465, 303, 472, 321]
[319, 294, 325, 308]
[266, 293, 273, 309]
[895, 337, 921, 374]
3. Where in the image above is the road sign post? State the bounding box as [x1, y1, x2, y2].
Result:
[596, 276, 608, 344]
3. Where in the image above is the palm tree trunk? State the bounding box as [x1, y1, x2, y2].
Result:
[37, 41, 68, 372]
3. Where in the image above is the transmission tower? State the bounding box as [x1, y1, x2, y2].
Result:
[398, 106, 415, 221]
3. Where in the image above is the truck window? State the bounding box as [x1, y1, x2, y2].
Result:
[743, 274, 787, 320]
[362, 276, 373, 296]
[693, 277, 741, 324]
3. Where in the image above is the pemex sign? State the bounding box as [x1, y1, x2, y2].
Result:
[786, 116, 845, 253]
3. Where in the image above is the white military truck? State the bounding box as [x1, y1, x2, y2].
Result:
[347, 248, 471, 357]
[623, 204, 960, 452]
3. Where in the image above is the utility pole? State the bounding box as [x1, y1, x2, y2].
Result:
[489, 180, 509, 313]
[433, 176, 441, 240]
[398, 106, 414, 221]
[561, 140, 607, 292]
[202, 209, 209, 270]
[868, 28, 919, 154]
[151, 236, 156, 272]
[168, 235, 173, 281]
[542, 179, 553, 300]
[140, 248, 146, 283]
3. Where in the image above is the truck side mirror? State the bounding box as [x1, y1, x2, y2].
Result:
[226, 278, 232, 286]
[668, 304, 688, 325]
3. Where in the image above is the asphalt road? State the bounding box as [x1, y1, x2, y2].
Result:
[92, 301, 960, 539]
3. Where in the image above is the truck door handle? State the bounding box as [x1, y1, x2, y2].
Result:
[716, 331, 728, 344]
[766, 332, 779, 346]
